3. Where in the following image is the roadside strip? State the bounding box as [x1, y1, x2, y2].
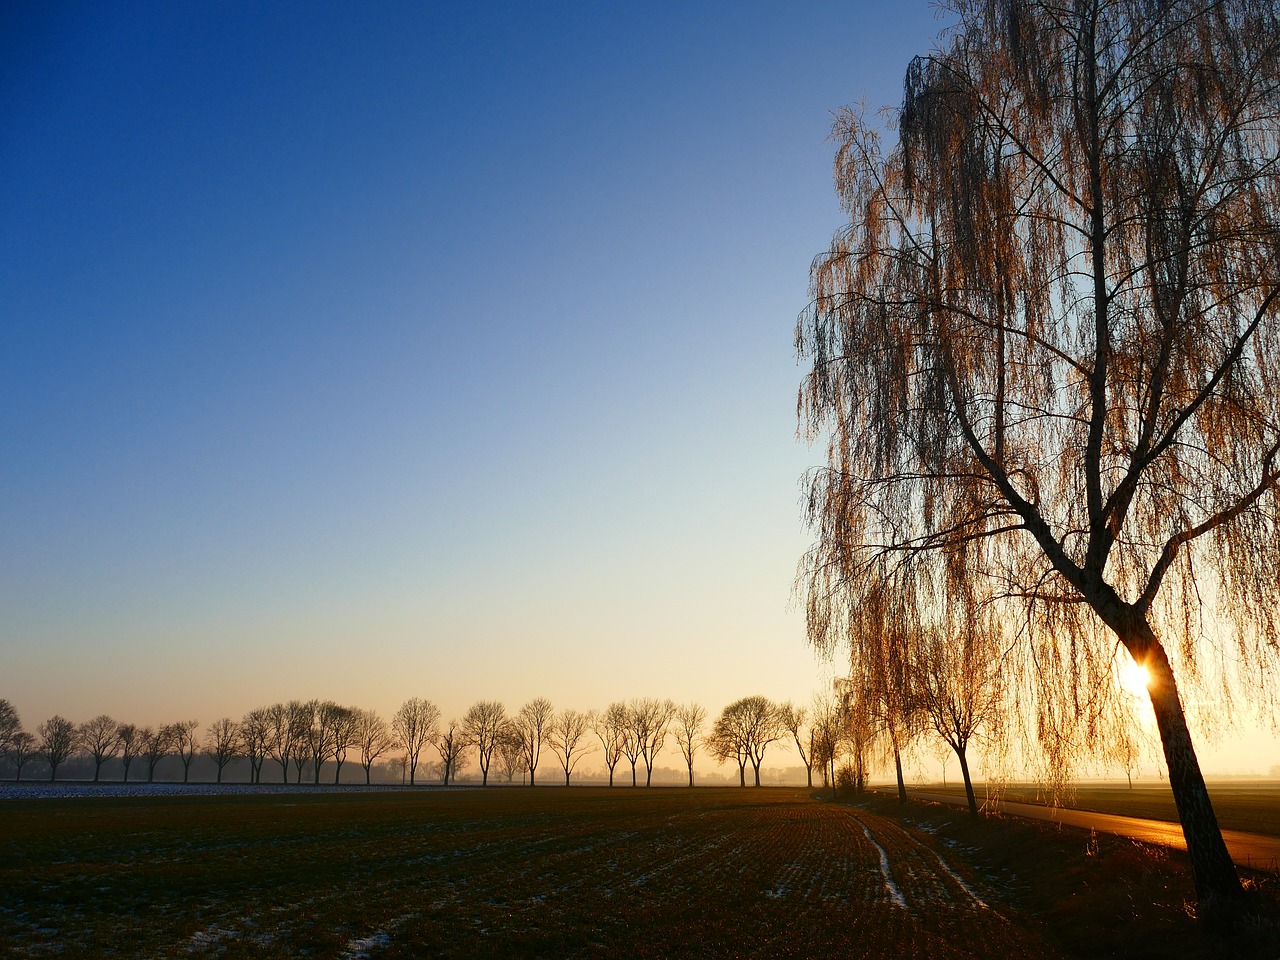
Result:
[909, 791, 1280, 873]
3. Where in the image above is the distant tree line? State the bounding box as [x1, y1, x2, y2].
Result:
[0, 695, 863, 789]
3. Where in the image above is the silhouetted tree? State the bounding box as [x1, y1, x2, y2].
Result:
[8, 731, 36, 781]
[171, 720, 200, 783]
[205, 717, 241, 784]
[462, 700, 506, 786]
[117, 723, 141, 782]
[631, 698, 676, 787]
[712, 697, 783, 787]
[77, 715, 121, 782]
[433, 719, 467, 786]
[352, 708, 394, 785]
[593, 702, 628, 787]
[673, 702, 706, 787]
[140, 726, 172, 782]
[0, 699, 19, 755]
[329, 704, 359, 784]
[512, 697, 554, 786]
[547, 708, 593, 786]
[916, 622, 1005, 818]
[495, 724, 524, 783]
[797, 0, 1280, 913]
[779, 701, 814, 789]
[37, 716, 76, 782]
[392, 698, 440, 786]
[40, 719, 77, 783]
[239, 708, 271, 784]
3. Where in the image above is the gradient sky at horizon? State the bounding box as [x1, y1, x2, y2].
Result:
[4, 2, 1276, 778]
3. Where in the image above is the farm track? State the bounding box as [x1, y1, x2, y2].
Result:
[0, 788, 1063, 959]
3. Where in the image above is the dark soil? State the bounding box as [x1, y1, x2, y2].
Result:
[853, 791, 1280, 960]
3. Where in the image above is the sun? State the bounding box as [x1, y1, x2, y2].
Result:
[1118, 658, 1151, 697]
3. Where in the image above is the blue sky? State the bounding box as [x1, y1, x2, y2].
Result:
[4, 2, 1272, 775]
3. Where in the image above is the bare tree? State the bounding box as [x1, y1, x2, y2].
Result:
[619, 707, 643, 787]
[778, 702, 814, 789]
[77, 715, 121, 782]
[0, 699, 19, 756]
[631, 698, 676, 787]
[329, 705, 359, 784]
[512, 697, 554, 786]
[433, 719, 467, 786]
[352, 708, 395, 785]
[139, 726, 172, 782]
[547, 708, 593, 786]
[593, 703, 628, 787]
[171, 720, 200, 783]
[719, 696, 783, 787]
[809, 692, 845, 792]
[495, 724, 524, 783]
[288, 702, 314, 784]
[673, 702, 706, 787]
[117, 723, 141, 782]
[264, 703, 296, 783]
[916, 623, 1005, 818]
[37, 715, 76, 782]
[239, 709, 271, 784]
[462, 700, 506, 786]
[205, 718, 241, 784]
[796, 0, 1280, 912]
[8, 731, 36, 781]
[708, 710, 749, 787]
[392, 697, 440, 786]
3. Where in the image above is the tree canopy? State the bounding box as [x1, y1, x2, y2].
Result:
[797, 0, 1280, 914]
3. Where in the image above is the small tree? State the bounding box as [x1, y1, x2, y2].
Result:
[9, 731, 36, 781]
[495, 724, 525, 783]
[434, 719, 467, 786]
[37, 715, 77, 782]
[205, 718, 241, 784]
[630, 698, 676, 787]
[916, 623, 1005, 819]
[512, 697, 554, 786]
[239, 709, 271, 784]
[462, 701, 506, 786]
[117, 723, 141, 782]
[0, 699, 20, 755]
[713, 697, 783, 787]
[392, 698, 440, 786]
[329, 705, 359, 784]
[171, 720, 201, 783]
[778, 702, 814, 789]
[592, 703, 628, 787]
[673, 702, 706, 787]
[352, 708, 394, 785]
[547, 708, 593, 786]
[140, 726, 173, 782]
[77, 714, 121, 782]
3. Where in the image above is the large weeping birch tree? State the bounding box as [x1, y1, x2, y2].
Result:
[797, 0, 1280, 915]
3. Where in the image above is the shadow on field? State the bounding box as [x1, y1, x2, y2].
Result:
[842, 790, 1280, 960]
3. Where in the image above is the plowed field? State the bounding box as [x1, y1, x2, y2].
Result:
[0, 787, 1062, 959]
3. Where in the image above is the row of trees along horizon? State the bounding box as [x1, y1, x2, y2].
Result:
[792, 0, 1280, 922]
[0, 694, 918, 791]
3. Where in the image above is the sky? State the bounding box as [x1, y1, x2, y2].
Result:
[2, 2, 1275, 779]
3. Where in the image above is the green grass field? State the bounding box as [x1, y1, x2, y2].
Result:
[908, 781, 1280, 836]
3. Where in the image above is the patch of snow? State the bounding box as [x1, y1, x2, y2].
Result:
[341, 932, 391, 959]
[849, 815, 908, 910]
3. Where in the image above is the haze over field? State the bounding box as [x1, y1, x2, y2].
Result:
[2, 2, 1276, 779]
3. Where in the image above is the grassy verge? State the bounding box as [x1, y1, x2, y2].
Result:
[904, 781, 1280, 837]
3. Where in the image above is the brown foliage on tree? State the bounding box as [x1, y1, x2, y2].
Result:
[797, 0, 1280, 913]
